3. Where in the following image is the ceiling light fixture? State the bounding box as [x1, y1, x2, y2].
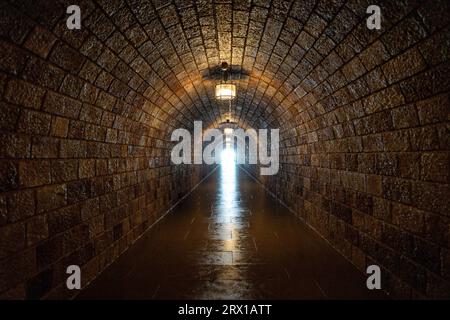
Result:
[224, 127, 234, 135]
[215, 62, 236, 101]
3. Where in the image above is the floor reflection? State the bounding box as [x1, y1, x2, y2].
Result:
[217, 146, 238, 214]
[202, 147, 242, 278]
[78, 154, 386, 300]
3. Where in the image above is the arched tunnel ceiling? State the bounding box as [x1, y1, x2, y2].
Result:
[77, 0, 319, 132]
[4, 0, 442, 140]
[4, 0, 404, 135]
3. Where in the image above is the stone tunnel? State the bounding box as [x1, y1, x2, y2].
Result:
[0, 0, 449, 300]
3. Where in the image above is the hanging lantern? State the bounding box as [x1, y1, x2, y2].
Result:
[215, 62, 236, 100]
[215, 83, 237, 100]
[224, 127, 234, 135]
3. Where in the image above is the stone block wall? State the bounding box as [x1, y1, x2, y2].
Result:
[0, 1, 201, 299]
[261, 0, 450, 299]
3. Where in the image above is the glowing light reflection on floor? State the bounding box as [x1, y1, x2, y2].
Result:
[219, 147, 237, 212]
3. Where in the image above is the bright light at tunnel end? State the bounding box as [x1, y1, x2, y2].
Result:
[170, 121, 279, 175]
[220, 147, 236, 165]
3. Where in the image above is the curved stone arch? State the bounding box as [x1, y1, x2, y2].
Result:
[0, 0, 449, 299]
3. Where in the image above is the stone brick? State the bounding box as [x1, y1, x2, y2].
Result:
[362, 134, 385, 152]
[364, 67, 387, 92]
[366, 174, 382, 196]
[0, 102, 21, 132]
[376, 153, 398, 176]
[67, 180, 92, 204]
[22, 57, 65, 91]
[342, 57, 366, 82]
[0, 195, 7, 226]
[36, 184, 67, 213]
[0, 73, 7, 96]
[359, 40, 390, 71]
[436, 123, 450, 150]
[19, 160, 51, 188]
[419, 26, 450, 66]
[0, 4, 33, 44]
[88, 214, 105, 238]
[50, 160, 78, 184]
[60, 140, 87, 158]
[391, 104, 419, 129]
[355, 192, 373, 215]
[421, 152, 450, 183]
[0, 223, 26, 259]
[416, 94, 449, 125]
[1, 133, 30, 160]
[17, 110, 51, 136]
[397, 256, 427, 293]
[36, 235, 63, 270]
[79, 160, 96, 179]
[80, 197, 100, 222]
[410, 236, 441, 273]
[62, 224, 90, 254]
[80, 104, 103, 124]
[398, 153, 421, 179]
[0, 40, 29, 75]
[0, 283, 26, 299]
[427, 272, 450, 299]
[363, 85, 405, 114]
[31, 136, 59, 159]
[49, 42, 85, 73]
[50, 116, 69, 138]
[5, 79, 46, 109]
[43, 91, 82, 119]
[60, 74, 84, 98]
[67, 120, 85, 140]
[383, 130, 410, 152]
[382, 15, 427, 56]
[355, 111, 393, 136]
[24, 25, 56, 58]
[330, 201, 352, 223]
[79, 61, 102, 83]
[6, 190, 35, 223]
[373, 197, 392, 223]
[79, 83, 99, 104]
[424, 213, 449, 246]
[409, 126, 440, 151]
[96, 159, 108, 176]
[0, 160, 19, 193]
[26, 268, 53, 299]
[382, 48, 426, 84]
[412, 181, 450, 216]
[47, 204, 80, 235]
[400, 62, 450, 103]
[26, 215, 49, 246]
[442, 248, 450, 280]
[84, 124, 106, 141]
[382, 176, 412, 205]
[95, 71, 114, 90]
[0, 249, 36, 293]
[97, 49, 119, 72]
[392, 203, 425, 235]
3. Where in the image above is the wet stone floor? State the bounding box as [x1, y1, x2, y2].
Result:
[78, 162, 385, 299]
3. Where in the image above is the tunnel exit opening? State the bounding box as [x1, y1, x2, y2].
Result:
[220, 145, 236, 166]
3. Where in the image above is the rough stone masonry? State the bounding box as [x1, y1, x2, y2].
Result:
[0, 0, 449, 299]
